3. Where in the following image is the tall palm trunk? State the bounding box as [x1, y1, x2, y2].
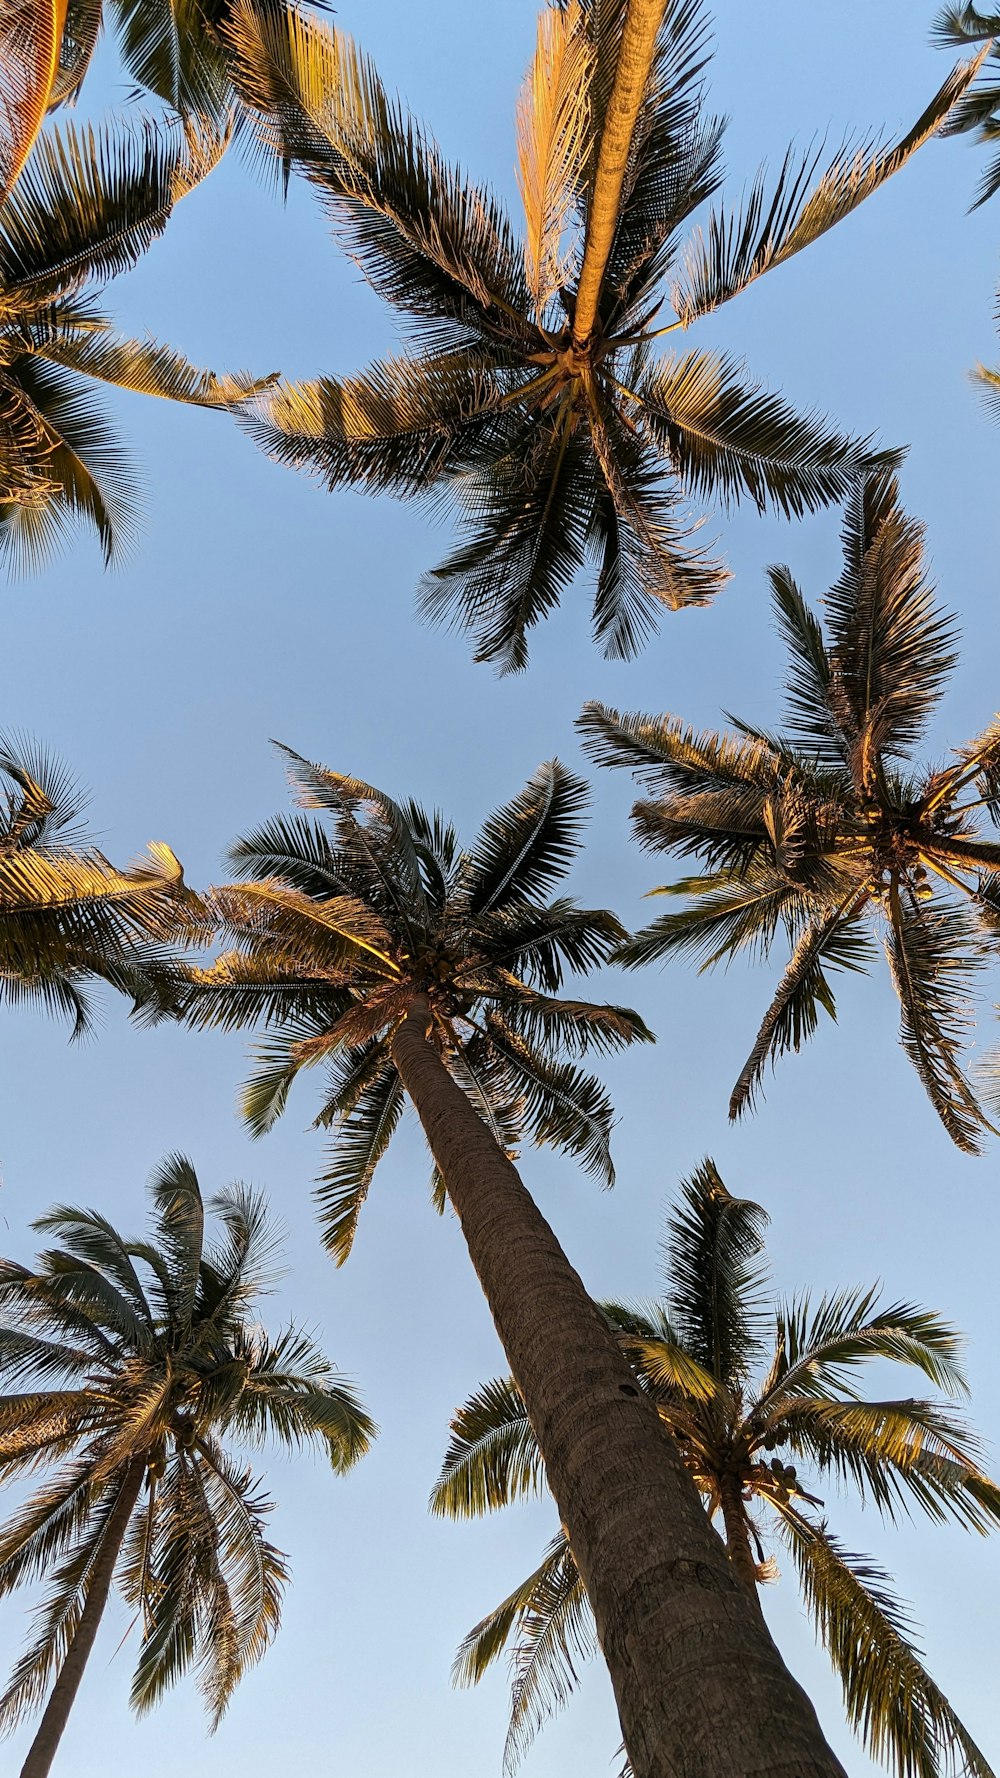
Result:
[391, 1000, 846, 1778]
[19, 1459, 146, 1778]
[573, 0, 667, 346]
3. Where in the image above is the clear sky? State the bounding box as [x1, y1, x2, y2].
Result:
[2, 3, 999, 1773]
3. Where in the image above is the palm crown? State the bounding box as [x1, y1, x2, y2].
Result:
[176, 748, 651, 1260]
[0, 118, 269, 567]
[1, 736, 201, 1034]
[0, 1155, 374, 1740]
[432, 1162, 1000, 1778]
[225, 0, 983, 671]
[579, 470, 1000, 1153]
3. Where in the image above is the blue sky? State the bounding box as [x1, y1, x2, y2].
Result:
[2, 2, 1000, 1772]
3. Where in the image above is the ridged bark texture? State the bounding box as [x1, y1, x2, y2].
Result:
[391, 1002, 847, 1778]
[573, 0, 667, 344]
[19, 1459, 146, 1778]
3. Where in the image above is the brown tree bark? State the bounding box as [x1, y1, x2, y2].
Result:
[573, 0, 667, 346]
[391, 1000, 846, 1778]
[19, 1459, 146, 1778]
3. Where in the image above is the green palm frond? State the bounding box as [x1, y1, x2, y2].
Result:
[664, 1160, 768, 1384]
[314, 1064, 405, 1264]
[884, 890, 988, 1154]
[227, 1329, 375, 1470]
[0, 119, 209, 302]
[613, 870, 808, 971]
[768, 565, 844, 769]
[825, 473, 958, 781]
[227, 1, 530, 347]
[454, 1530, 596, 1776]
[776, 1396, 1000, 1533]
[930, 10, 1000, 205]
[481, 1018, 618, 1184]
[636, 350, 882, 517]
[775, 1506, 994, 1778]
[672, 49, 988, 322]
[0, 1465, 133, 1733]
[431, 1376, 544, 1518]
[729, 894, 872, 1118]
[417, 416, 596, 674]
[242, 351, 513, 495]
[467, 761, 591, 914]
[759, 1291, 970, 1408]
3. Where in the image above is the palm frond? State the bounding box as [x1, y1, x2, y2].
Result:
[431, 1375, 544, 1519]
[673, 49, 988, 321]
[768, 565, 845, 769]
[0, 0, 62, 206]
[730, 894, 872, 1118]
[776, 1505, 994, 1778]
[227, 2, 529, 348]
[314, 1063, 405, 1263]
[467, 761, 589, 914]
[664, 1159, 768, 1384]
[243, 350, 515, 496]
[0, 117, 213, 302]
[417, 414, 595, 675]
[516, 1, 592, 308]
[760, 1291, 971, 1409]
[637, 350, 883, 517]
[454, 1530, 595, 1777]
[824, 471, 957, 778]
[482, 1018, 617, 1185]
[884, 888, 988, 1154]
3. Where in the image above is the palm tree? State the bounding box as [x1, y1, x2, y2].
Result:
[579, 468, 1000, 1153]
[931, 9, 1000, 204]
[0, 1153, 374, 1778]
[433, 1162, 1000, 1778]
[1, 735, 202, 1033]
[0, 117, 271, 568]
[223, 0, 985, 671]
[174, 744, 850, 1778]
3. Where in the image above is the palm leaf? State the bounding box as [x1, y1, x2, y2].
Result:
[467, 761, 589, 914]
[0, 0, 65, 206]
[768, 564, 845, 769]
[729, 893, 872, 1118]
[672, 48, 989, 321]
[884, 888, 988, 1154]
[637, 349, 883, 518]
[417, 412, 595, 674]
[227, 2, 529, 349]
[824, 471, 958, 780]
[431, 1375, 544, 1519]
[775, 1505, 994, 1778]
[0, 117, 214, 302]
[664, 1160, 768, 1384]
[314, 1063, 405, 1264]
[516, 1, 592, 309]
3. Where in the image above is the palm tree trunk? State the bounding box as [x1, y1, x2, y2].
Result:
[391, 999, 846, 1778]
[573, 0, 666, 347]
[719, 1471, 767, 1624]
[19, 1459, 146, 1778]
